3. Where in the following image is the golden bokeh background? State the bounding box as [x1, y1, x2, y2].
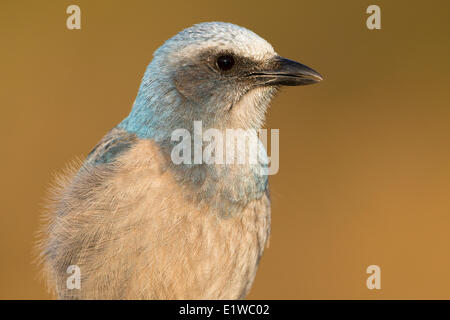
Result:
[1, 0, 449, 299]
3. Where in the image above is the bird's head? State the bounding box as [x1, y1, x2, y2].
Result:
[120, 22, 322, 140]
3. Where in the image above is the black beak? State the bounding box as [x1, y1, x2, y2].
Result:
[248, 56, 323, 86]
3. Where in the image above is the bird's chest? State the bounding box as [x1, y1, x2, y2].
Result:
[107, 145, 271, 299]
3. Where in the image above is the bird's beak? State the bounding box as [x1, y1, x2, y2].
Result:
[248, 56, 323, 86]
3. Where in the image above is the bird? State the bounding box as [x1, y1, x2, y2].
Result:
[38, 22, 322, 299]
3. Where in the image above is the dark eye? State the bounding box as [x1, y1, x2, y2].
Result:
[216, 55, 235, 71]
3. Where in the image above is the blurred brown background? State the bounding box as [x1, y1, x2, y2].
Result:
[1, 0, 449, 299]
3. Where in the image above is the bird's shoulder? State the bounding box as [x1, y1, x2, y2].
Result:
[86, 127, 138, 165]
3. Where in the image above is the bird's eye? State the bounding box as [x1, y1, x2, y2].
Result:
[216, 55, 235, 71]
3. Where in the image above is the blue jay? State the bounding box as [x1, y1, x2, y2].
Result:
[39, 22, 322, 299]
